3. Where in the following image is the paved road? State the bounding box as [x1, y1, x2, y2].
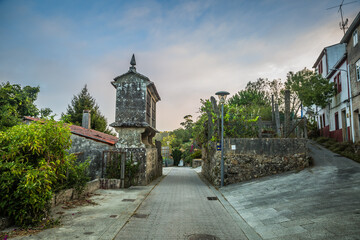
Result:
[220, 141, 360, 240]
[10, 141, 360, 240]
[114, 167, 248, 240]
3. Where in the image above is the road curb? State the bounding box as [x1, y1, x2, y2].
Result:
[108, 169, 172, 240]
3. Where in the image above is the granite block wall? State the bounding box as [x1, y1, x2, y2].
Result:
[202, 138, 309, 186]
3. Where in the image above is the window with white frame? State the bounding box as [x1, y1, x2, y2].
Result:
[353, 30, 358, 46]
[356, 59, 360, 82]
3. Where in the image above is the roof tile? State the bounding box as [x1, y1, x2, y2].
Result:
[24, 116, 118, 145]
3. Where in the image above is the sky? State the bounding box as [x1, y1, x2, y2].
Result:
[0, 0, 359, 131]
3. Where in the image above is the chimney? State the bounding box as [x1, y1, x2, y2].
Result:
[82, 110, 91, 129]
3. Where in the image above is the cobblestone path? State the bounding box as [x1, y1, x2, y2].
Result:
[115, 167, 248, 240]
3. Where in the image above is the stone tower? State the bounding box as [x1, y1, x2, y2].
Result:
[110, 54, 162, 185]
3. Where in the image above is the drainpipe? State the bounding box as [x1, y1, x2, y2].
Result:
[347, 62, 355, 143]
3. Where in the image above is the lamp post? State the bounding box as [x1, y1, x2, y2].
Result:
[215, 91, 230, 187]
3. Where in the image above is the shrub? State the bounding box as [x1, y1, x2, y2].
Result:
[191, 150, 202, 159]
[65, 158, 90, 195]
[0, 120, 87, 226]
[171, 148, 182, 166]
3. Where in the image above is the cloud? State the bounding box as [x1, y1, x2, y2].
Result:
[1, 0, 359, 132]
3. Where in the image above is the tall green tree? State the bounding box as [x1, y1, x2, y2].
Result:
[285, 68, 335, 115]
[0, 82, 51, 130]
[192, 98, 258, 146]
[228, 78, 285, 121]
[180, 115, 194, 130]
[63, 85, 113, 134]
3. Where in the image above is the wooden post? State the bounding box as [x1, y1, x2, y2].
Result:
[120, 153, 126, 188]
[284, 90, 290, 137]
[296, 120, 300, 138]
[258, 116, 263, 138]
[304, 117, 308, 139]
[275, 103, 281, 137]
[271, 95, 275, 126]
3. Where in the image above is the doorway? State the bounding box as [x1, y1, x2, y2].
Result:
[341, 109, 348, 141]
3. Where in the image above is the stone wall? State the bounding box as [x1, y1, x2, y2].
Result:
[115, 146, 162, 186]
[51, 179, 100, 207]
[202, 138, 309, 186]
[145, 147, 162, 183]
[113, 75, 147, 125]
[69, 134, 114, 180]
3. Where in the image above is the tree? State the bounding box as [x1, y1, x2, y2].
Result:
[39, 107, 54, 118]
[192, 98, 258, 146]
[0, 82, 41, 130]
[285, 68, 335, 114]
[180, 115, 194, 130]
[171, 148, 182, 166]
[228, 89, 271, 121]
[245, 78, 284, 105]
[63, 85, 113, 134]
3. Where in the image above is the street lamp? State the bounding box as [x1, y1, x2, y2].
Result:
[215, 91, 230, 187]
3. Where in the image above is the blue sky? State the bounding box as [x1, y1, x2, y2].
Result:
[0, 0, 359, 131]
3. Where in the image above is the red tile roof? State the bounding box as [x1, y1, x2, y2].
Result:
[69, 125, 118, 145]
[24, 116, 118, 146]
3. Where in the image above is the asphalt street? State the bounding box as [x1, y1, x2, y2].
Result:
[220, 141, 360, 240]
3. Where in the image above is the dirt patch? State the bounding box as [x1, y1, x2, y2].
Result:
[60, 194, 99, 210]
[1, 193, 100, 239]
[0, 218, 60, 239]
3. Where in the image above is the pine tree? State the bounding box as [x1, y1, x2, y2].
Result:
[63, 85, 113, 135]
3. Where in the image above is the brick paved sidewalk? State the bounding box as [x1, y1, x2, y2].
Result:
[115, 167, 248, 240]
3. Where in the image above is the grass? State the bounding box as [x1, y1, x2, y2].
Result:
[314, 137, 360, 163]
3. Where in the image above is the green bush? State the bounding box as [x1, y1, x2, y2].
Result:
[191, 150, 202, 159]
[0, 120, 87, 226]
[65, 159, 90, 195]
[171, 148, 182, 166]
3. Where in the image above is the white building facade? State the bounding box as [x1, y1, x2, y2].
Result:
[313, 43, 352, 142]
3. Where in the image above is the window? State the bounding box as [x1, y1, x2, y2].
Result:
[353, 30, 358, 46]
[318, 60, 323, 75]
[335, 112, 339, 130]
[146, 90, 157, 128]
[323, 113, 325, 127]
[334, 73, 342, 93]
[356, 59, 360, 82]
